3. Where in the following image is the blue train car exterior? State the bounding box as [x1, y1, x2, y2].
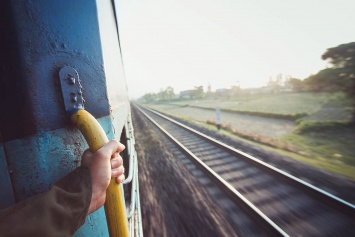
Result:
[0, 1, 141, 236]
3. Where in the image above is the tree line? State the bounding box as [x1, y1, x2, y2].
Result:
[287, 42, 355, 95]
[140, 86, 204, 102]
[140, 86, 175, 103]
[294, 42, 355, 122]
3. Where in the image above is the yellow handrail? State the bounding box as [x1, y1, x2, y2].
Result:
[71, 109, 129, 237]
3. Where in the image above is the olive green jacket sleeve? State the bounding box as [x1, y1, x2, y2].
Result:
[0, 166, 92, 237]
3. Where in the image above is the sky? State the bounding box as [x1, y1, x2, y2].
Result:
[116, 0, 355, 99]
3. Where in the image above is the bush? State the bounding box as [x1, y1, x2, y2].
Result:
[295, 121, 352, 134]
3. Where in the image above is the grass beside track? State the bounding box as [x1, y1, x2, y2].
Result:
[170, 92, 351, 121]
[171, 92, 329, 114]
[282, 124, 355, 179]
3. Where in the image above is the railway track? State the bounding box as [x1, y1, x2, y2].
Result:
[135, 105, 355, 237]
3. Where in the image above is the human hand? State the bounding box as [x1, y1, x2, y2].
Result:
[81, 139, 125, 214]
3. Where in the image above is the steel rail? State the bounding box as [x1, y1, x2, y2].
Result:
[140, 105, 355, 217]
[135, 105, 290, 237]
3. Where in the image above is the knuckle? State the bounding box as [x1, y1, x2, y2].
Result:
[118, 156, 123, 165]
[111, 139, 120, 147]
[83, 149, 91, 156]
[111, 159, 120, 169]
[112, 169, 118, 177]
[96, 149, 107, 158]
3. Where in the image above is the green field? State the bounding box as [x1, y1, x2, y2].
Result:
[171, 92, 351, 120]
[146, 92, 355, 180]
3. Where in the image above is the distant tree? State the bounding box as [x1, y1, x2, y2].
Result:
[157, 89, 167, 101]
[192, 86, 204, 99]
[165, 86, 175, 101]
[140, 87, 176, 102]
[276, 73, 284, 86]
[267, 77, 280, 93]
[152, 87, 176, 102]
[323, 42, 355, 69]
[307, 42, 355, 122]
[287, 78, 304, 92]
[142, 93, 157, 103]
[304, 68, 345, 92]
[230, 85, 240, 97]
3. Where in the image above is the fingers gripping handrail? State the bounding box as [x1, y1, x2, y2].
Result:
[70, 109, 129, 237]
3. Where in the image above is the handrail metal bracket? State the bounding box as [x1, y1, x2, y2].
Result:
[59, 66, 85, 112]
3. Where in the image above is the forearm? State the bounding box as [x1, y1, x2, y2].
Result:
[0, 166, 92, 237]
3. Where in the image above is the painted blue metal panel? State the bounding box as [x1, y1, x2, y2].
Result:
[4, 130, 85, 201]
[0, 0, 131, 235]
[0, 144, 15, 209]
[0, 0, 110, 142]
[75, 208, 109, 236]
[4, 115, 119, 236]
